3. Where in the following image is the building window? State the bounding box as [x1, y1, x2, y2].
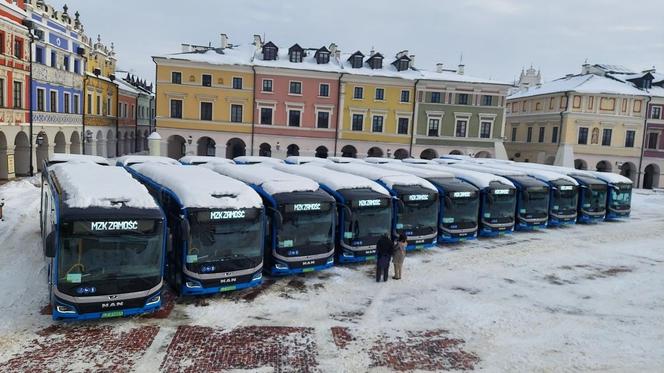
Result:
[96, 96, 101, 115]
[232, 77, 243, 89]
[537, 127, 545, 143]
[64, 92, 70, 113]
[428, 118, 440, 137]
[552, 126, 559, 143]
[400, 90, 410, 103]
[49, 91, 57, 112]
[511, 127, 517, 142]
[352, 114, 363, 131]
[319, 83, 329, 97]
[353, 87, 363, 99]
[170, 99, 183, 119]
[652, 106, 662, 119]
[317, 111, 330, 128]
[200, 102, 213, 121]
[231, 104, 243, 122]
[601, 129, 612, 146]
[14, 38, 23, 59]
[455, 119, 467, 137]
[549, 97, 555, 110]
[480, 121, 492, 139]
[372, 116, 384, 132]
[289, 81, 302, 95]
[37, 89, 45, 111]
[431, 92, 441, 103]
[375, 88, 384, 101]
[482, 95, 493, 106]
[74, 59, 80, 74]
[625, 130, 635, 148]
[573, 96, 582, 109]
[35, 46, 44, 64]
[0, 79, 3, 107]
[527, 127, 533, 142]
[0, 32, 4, 54]
[633, 100, 642, 113]
[12, 81, 21, 108]
[262, 79, 273, 92]
[202, 74, 212, 87]
[73, 94, 79, 114]
[260, 107, 273, 125]
[578, 127, 588, 144]
[288, 110, 301, 127]
[647, 132, 659, 149]
[457, 93, 469, 105]
[87, 94, 92, 114]
[171, 72, 181, 84]
[107, 98, 111, 116]
[289, 50, 302, 63]
[50, 51, 56, 67]
[63, 56, 70, 71]
[397, 117, 409, 135]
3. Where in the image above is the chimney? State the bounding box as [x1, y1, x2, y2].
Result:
[220, 33, 228, 49]
[181, 43, 191, 53]
[581, 62, 591, 74]
[253, 34, 263, 48]
[409, 54, 415, 68]
[458, 63, 465, 75]
[329, 43, 337, 55]
[436, 63, 443, 73]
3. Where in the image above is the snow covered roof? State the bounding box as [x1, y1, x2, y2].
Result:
[284, 156, 331, 165]
[233, 156, 284, 165]
[156, 44, 255, 67]
[47, 154, 110, 166]
[474, 162, 578, 185]
[363, 157, 402, 164]
[327, 157, 366, 164]
[50, 163, 158, 210]
[131, 163, 262, 209]
[449, 162, 528, 178]
[324, 162, 437, 191]
[588, 171, 633, 185]
[274, 164, 389, 196]
[511, 162, 631, 185]
[408, 163, 515, 189]
[368, 162, 456, 180]
[114, 74, 142, 95]
[419, 69, 511, 86]
[203, 163, 320, 195]
[116, 155, 181, 167]
[509, 74, 647, 100]
[179, 156, 234, 165]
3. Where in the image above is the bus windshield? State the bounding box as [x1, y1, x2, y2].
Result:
[486, 189, 516, 220]
[188, 209, 262, 272]
[57, 220, 163, 296]
[553, 186, 577, 213]
[610, 186, 632, 209]
[397, 194, 438, 234]
[279, 203, 334, 255]
[345, 204, 392, 245]
[583, 186, 607, 211]
[522, 187, 549, 216]
[444, 192, 479, 225]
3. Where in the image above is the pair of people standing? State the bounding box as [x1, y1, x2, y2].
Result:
[375, 233, 407, 282]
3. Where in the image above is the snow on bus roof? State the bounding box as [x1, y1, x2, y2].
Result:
[131, 163, 261, 209]
[511, 162, 631, 184]
[407, 162, 515, 189]
[324, 162, 437, 191]
[203, 163, 320, 195]
[481, 163, 579, 185]
[51, 163, 158, 210]
[233, 156, 284, 165]
[179, 156, 235, 165]
[368, 161, 456, 179]
[274, 164, 389, 195]
[116, 155, 180, 167]
[588, 171, 632, 184]
[449, 162, 529, 177]
[48, 154, 110, 166]
[284, 156, 331, 165]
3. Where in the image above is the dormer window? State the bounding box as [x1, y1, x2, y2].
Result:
[348, 51, 365, 69]
[288, 44, 304, 63]
[367, 53, 383, 70]
[262, 42, 278, 61]
[314, 46, 330, 64]
[392, 56, 411, 72]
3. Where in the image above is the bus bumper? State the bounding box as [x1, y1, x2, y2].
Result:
[406, 239, 437, 251]
[605, 212, 630, 221]
[270, 256, 334, 276]
[52, 294, 162, 321]
[439, 232, 477, 243]
[181, 272, 263, 296]
[548, 218, 577, 227]
[479, 226, 513, 237]
[577, 215, 604, 224]
[338, 250, 376, 264]
[515, 221, 548, 231]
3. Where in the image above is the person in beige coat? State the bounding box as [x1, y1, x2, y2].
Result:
[392, 233, 407, 280]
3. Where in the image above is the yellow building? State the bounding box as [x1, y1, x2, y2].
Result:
[338, 51, 416, 159]
[153, 42, 254, 159]
[83, 35, 119, 157]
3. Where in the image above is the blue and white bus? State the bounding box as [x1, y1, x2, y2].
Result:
[41, 163, 166, 320]
[46, 154, 111, 167]
[116, 155, 181, 167]
[275, 163, 392, 263]
[233, 156, 284, 165]
[204, 163, 336, 275]
[179, 156, 235, 166]
[403, 159, 517, 237]
[324, 160, 439, 250]
[587, 171, 632, 220]
[128, 163, 265, 295]
[364, 159, 480, 243]
[446, 163, 551, 230]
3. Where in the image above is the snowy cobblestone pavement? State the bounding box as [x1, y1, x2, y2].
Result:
[0, 179, 663, 372]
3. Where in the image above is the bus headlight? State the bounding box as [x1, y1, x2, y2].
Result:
[252, 273, 263, 281]
[185, 281, 202, 288]
[56, 304, 76, 314]
[146, 294, 161, 306]
[274, 263, 288, 270]
[326, 257, 334, 264]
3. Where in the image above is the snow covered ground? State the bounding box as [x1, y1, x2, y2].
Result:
[0, 177, 662, 372]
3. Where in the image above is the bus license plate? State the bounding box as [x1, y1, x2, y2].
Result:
[416, 244, 425, 249]
[101, 310, 124, 318]
[220, 285, 237, 292]
[303, 268, 314, 273]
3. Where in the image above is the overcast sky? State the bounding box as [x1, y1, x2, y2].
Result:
[61, 0, 664, 84]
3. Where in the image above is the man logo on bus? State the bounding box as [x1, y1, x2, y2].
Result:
[210, 210, 246, 220]
[293, 203, 321, 211]
[101, 301, 124, 309]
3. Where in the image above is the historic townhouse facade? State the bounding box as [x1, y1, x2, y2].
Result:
[115, 74, 138, 156]
[505, 64, 650, 185]
[0, 0, 30, 180]
[153, 34, 508, 160]
[116, 72, 154, 153]
[82, 35, 118, 158]
[639, 73, 664, 189]
[25, 1, 84, 172]
[413, 67, 511, 160]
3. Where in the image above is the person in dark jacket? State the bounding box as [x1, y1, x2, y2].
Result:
[375, 233, 394, 282]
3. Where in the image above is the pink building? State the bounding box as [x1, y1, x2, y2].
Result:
[253, 42, 341, 158]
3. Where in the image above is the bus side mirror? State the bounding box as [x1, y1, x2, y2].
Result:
[180, 218, 190, 240]
[444, 196, 452, 209]
[45, 232, 56, 258]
